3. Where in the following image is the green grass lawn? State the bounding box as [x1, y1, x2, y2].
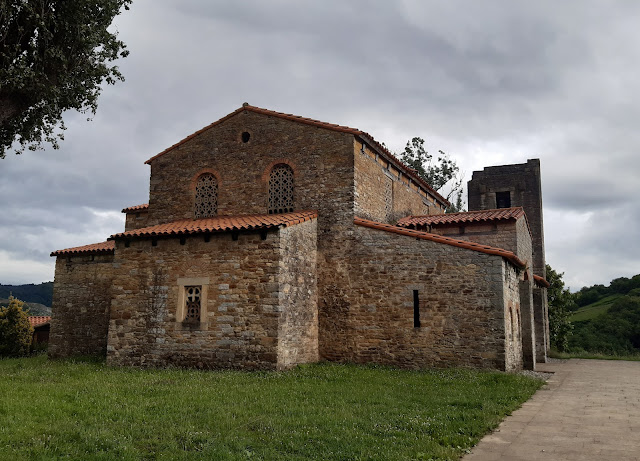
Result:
[0, 356, 543, 461]
[570, 294, 623, 322]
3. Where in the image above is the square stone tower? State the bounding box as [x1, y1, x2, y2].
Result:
[467, 158, 549, 363]
[468, 159, 545, 277]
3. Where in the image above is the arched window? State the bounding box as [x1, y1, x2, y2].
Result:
[268, 164, 294, 214]
[194, 173, 218, 218]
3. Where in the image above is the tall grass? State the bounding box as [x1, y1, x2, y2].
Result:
[0, 356, 543, 460]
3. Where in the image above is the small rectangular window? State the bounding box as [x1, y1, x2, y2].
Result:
[413, 290, 421, 328]
[496, 191, 511, 208]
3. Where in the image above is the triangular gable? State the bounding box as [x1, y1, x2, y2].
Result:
[144, 104, 449, 207]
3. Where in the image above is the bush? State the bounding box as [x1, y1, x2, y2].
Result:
[0, 297, 33, 357]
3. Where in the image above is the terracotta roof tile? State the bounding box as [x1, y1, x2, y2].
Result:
[354, 216, 527, 270]
[144, 104, 449, 207]
[534, 275, 550, 288]
[122, 203, 149, 213]
[110, 210, 318, 240]
[398, 207, 526, 227]
[29, 316, 51, 327]
[51, 240, 115, 257]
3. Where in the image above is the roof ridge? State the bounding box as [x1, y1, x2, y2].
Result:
[354, 216, 526, 270]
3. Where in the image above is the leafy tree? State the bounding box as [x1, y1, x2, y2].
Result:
[399, 137, 465, 212]
[0, 296, 33, 356]
[546, 264, 575, 352]
[0, 0, 131, 158]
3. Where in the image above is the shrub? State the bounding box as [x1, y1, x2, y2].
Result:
[0, 297, 34, 357]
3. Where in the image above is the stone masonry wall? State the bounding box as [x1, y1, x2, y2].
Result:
[354, 140, 444, 224]
[503, 261, 523, 371]
[337, 225, 514, 370]
[277, 219, 318, 368]
[49, 254, 114, 358]
[144, 111, 356, 364]
[107, 229, 284, 370]
[427, 218, 533, 271]
[124, 210, 149, 231]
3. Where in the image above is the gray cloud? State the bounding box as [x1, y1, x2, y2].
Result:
[2, 0, 640, 288]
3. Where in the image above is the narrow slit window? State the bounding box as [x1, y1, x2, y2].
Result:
[413, 290, 421, 328]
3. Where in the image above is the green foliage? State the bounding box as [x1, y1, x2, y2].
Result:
[569, 294, 621, 322]
[0, 296, 33, 357]
[546, 264, 575, 352]
[399, 137, 465, 212]
[575, 274, 640, 307]
[0, 358, 543, 460]
[0, 0, 131, 157]
[568, 295, 640, 356]
[0, 281, 53, 306]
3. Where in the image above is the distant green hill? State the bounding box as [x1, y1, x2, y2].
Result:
[0, 282, 53, 307]
[570, 294, 623, 322]
[0, 299, 51, 316]
[567, 295, 640, 355]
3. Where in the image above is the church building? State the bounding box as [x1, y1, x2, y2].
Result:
[49, 104, 549, 371]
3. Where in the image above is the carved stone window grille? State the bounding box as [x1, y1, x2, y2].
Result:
[184, 286, 201, 323]
[194, 173, 218, 218]
[268, 164, 294, 214]
[384, 176, 393, 219]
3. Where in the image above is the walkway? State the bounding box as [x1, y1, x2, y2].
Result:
[464, 359, 640, 460]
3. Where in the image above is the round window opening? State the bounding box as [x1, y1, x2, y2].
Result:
[241, 131, 251, 143]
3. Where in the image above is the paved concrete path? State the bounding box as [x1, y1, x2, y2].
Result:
[464, 359, 640, 460]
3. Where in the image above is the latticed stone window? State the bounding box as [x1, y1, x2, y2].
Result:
[184, 286, 201, 323]
[268, 164, 294, 214]
[384, 176, 393, 219]
[194, 173, 218, 218]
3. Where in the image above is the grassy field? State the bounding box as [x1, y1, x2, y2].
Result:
[569, 294, 623, 322]
[0, 356, 543, 461]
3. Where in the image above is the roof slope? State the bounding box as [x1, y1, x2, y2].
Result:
[122, 203, 149, 213]
[110, 210, 318, 240]
[144, 104, 449, 206]
[398, 207, 526, 227]
[354, 216, 527, 269]
[29, 316, 51, 327]
[51, 240, 115, 257]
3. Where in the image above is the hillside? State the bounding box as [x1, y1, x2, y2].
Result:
[569, 294, 622, 322]
[567, 294, 640, 355]
[0, 282, 53, 307]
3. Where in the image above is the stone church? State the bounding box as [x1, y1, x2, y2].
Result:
[49, 104, 550, 372]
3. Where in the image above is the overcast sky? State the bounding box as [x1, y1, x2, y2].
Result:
[2, 0, 639, 291]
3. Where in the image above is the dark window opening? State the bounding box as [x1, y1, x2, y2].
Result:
[241, 131, 251, 143]
[496, 191, 511, 209]
[152, 239, 158, 247]
[413, 290, 421, 328]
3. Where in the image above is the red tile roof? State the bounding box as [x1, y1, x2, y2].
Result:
[51, 240, 115, 257]
[110, 210, 318, 240]
[122, 203, 149, 213]
[143, 104, 449, 207]
[29, 316, 51, 327]
[354, 217, 527, 270]
[534, 275, 550, 288]
[398, 207, 526, 227]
